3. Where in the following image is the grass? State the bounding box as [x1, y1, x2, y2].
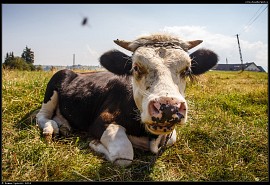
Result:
[1, 69, 268, 182]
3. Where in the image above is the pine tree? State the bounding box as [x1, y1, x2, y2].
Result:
[4, 52, 14, 63]
[5, 52, 9, 61]
[4, 48, 37, 71]
[21, 46, 34, 64]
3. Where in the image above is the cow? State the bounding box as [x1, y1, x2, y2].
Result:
[36, 33, 218, 166]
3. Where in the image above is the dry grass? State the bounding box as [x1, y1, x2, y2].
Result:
[1, 69, 268, 182]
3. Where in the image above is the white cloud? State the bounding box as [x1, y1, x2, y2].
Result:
[161, 26, 268, 72]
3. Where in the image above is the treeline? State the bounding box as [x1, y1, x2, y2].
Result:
[3, 46, 43, 71]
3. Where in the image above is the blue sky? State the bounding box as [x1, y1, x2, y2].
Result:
[2, 4, 268, 71]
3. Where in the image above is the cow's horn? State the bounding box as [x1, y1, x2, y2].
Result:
[114, 39, 134, 52]
[187, 40, 203, 50]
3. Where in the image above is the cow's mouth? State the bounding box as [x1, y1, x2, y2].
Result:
[145, 122, 176, 135]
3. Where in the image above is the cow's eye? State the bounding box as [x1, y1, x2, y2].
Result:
[180, 67, 192, 78]
[132, 64, 147, 80]
[133, 65, 139, 72]
[132, 65, 140, 75]
[132, 64, 144, 75]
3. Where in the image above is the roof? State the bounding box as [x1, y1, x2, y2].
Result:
[212, 62, 265, 72]
[257, 66, 266, 72]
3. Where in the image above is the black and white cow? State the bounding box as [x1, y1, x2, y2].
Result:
[36, 33, 218, 166]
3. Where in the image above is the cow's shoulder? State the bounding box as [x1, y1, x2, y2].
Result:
[43, 69, 78, 103]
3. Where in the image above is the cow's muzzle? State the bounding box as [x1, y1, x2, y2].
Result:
[146, 97, 186, 135]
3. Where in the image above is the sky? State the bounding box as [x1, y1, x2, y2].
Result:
[2, 4, 268, 72]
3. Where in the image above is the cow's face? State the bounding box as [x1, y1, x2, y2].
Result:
[100, 33, 218, 135]
[131, 46, 190, 135]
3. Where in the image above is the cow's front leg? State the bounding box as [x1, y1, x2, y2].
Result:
[164, 128, 177, 146]
[127, 129, 177, 154]
[89, 123, 134, 167]
[150, 129, 177, 153]
[36, 91, 60, 141]
[52, 105, 72, 137]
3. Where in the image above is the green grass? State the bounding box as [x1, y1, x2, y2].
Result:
[2, 69, 268, 181]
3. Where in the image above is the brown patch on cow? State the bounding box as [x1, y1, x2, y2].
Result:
[100, 109, 120, 123]
[101, 112, 114, 122]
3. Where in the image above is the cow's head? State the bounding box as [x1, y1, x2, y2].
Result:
[100, 33, 218, 135]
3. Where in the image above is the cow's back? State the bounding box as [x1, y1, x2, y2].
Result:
[44, 70, 144, 136]
[56, 70, 116, 130]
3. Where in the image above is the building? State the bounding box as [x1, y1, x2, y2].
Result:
[212, 62, 266, 72]
[39, 65, 105, 71]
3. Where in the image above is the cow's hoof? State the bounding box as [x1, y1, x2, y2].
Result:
[43, 133, 53, 143]
[89, 139, 100, 146]
[89, 140, 102, 152]
[43, 120, 59, 136]
[59, 126, 72, 137]
[113, 158, 133, 167]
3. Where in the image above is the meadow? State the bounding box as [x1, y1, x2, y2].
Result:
[1, 69, 268, 182]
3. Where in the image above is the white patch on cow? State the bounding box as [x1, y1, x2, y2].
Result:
[53, 105, 72, 136]
[165, 129, 177, 146]
[128, 128, 177, 154]
[132, 46, 190, 125]
[89, 124, 134, 167]
[149, 135, 163, 154]
[149, 129, 177, 153]
[36, 90, 59, 136]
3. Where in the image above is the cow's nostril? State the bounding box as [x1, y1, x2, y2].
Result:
[149, 101, 161, 117]
[179, 102, 186, 115]
[176, 112, 184, 119]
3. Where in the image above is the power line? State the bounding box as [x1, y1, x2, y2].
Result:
[239, 5, 268, 35]
[245, 5, 268, 31]
[228, 5, 267, 68]
[245, 5, 264, 27]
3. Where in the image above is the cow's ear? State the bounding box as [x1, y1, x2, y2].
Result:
[190, 49, 218, 75]
[100, 50, 132, 76]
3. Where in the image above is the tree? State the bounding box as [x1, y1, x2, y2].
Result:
[3, 51, 36, 71]
[21, 46, 34, 64]
[3, 57, 31, 70]
[3, 48, 38, 71]
[4, 52, 14, 63]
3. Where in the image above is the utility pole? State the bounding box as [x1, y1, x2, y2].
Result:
[226, 57, 228, 64]
[236, 34, 244, 72]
